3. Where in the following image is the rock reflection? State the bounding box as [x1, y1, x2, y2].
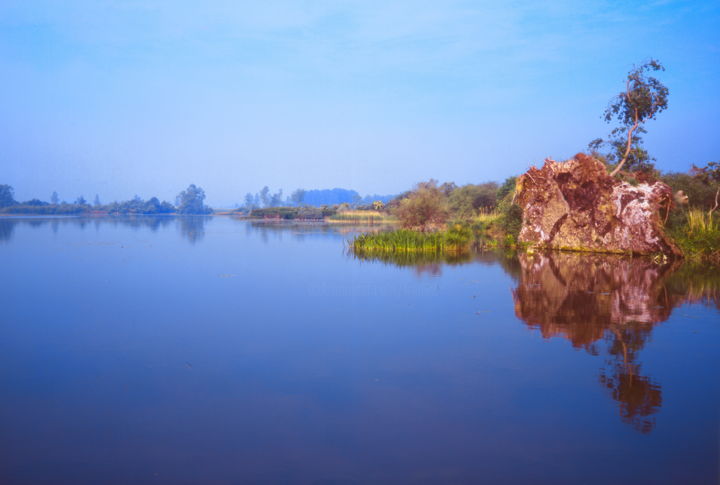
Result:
[512, 252, 719, 433]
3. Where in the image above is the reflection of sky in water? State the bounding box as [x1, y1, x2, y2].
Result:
[0, 216, 718, 484]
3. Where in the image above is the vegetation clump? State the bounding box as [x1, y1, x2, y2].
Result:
[353, 225, 473, 254]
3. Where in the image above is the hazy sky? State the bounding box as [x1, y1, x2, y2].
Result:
[1, 1, 718, 206]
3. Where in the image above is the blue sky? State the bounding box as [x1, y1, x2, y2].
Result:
[1, 1, 718, 206]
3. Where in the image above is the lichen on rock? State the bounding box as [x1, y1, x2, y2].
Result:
[515, 154, 681, 256]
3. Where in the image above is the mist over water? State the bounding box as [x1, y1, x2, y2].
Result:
[1, 216, 718, 484]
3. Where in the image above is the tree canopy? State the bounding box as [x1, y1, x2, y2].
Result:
[176, 184, 212, 214]
[394, 180, 449, 230]
[599, 60, 669, 176]
[0, 184, 16, 207]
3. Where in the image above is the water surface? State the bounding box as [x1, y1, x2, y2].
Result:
[1, 216, 718, 484]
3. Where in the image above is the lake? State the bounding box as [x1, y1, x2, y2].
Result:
[0, 216, 718, 484]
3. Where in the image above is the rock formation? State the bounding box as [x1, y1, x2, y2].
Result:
[515, 154, 681, 255]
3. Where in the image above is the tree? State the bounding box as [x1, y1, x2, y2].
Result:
[75, 195, 87, 205]
[448, 183, 499, 219]
[394, 180, 449, 230]
[269, 189, 283, 207]
[691, 162, 720, 216]
[0, 184, 16, 207]
[589, 130, 656, 174]
[372, 200, 385, 211]
[259, 186, 270, 207]
[602, 60, 669, 177]
[496, 176, 517, 202]
[290, 189, 306, 206]
[244, 193, 255, 210]
[94, 194, 101, 207]
[51, 191, 59, 205]
[176, 184, 212, 214]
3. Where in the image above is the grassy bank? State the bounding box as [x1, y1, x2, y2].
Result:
[327, 210, 397, 224]
[671, 209, 720, 264]
[351, 211, 522, 256]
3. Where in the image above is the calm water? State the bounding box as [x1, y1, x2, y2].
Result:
[1, 216, 718, 485]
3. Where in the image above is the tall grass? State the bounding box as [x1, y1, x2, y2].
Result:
[672, 208, 720, 262]
[352, 225, 473, 254]
[686, 208, 717, 234]
[473, 210, 502, 224]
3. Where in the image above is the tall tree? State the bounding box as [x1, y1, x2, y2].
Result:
[269, 189, 283, 207]
[259, 186, 270, 207]
[290, 189, 306, 206]
[94, 194, 101, 207]
[0, 184, 16, 207]
[176, 184, 211, 214]
[50, 191, 59, 205]
[602, 60, 669, 177]
[244, 193, 255, 210]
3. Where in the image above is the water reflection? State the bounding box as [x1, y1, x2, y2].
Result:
[177, 216, 209, 244]
[0, 216, 205, 243]
[512, 252, 719, 433]
[0, 218, 16, 242]
[354, 247, 718, 432]
[244, 219, 389, 244]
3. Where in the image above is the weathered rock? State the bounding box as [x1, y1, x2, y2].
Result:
[515, 154, 681, 255]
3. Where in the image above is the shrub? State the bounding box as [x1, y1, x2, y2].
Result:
[394, 180, 449, 230]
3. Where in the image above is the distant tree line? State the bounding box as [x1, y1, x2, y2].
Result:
[241, 187, 394, 210]
[0, 184, 212, 215]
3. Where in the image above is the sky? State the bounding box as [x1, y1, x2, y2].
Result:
[1, 1, 719, 207]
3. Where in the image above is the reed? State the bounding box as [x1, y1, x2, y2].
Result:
[352, 225, 473, 254]
[672, 209, 720, 262]
[686, 208, 717, 234]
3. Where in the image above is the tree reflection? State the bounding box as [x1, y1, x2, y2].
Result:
[0, 218, 18, 242]
[177, 216, 209, 244]
[512, 252, 719, 433]
[0, 216, 175, 242]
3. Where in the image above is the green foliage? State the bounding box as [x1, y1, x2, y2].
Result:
[447, 183, 498, 220]
[0, 184, 16, 207]
[661, 172, 716, 212]
[691, 161, 720, 215]
[495, 184, 523, 240]
[176, 184, 212, 214]
[394, 180, 449, 230]
[670, 209, 720, 262]
[589, 129, 657, 174]
[496, 177, 517, 202]
[599, 59, 668, 176]
[353, 225, 473, 254]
